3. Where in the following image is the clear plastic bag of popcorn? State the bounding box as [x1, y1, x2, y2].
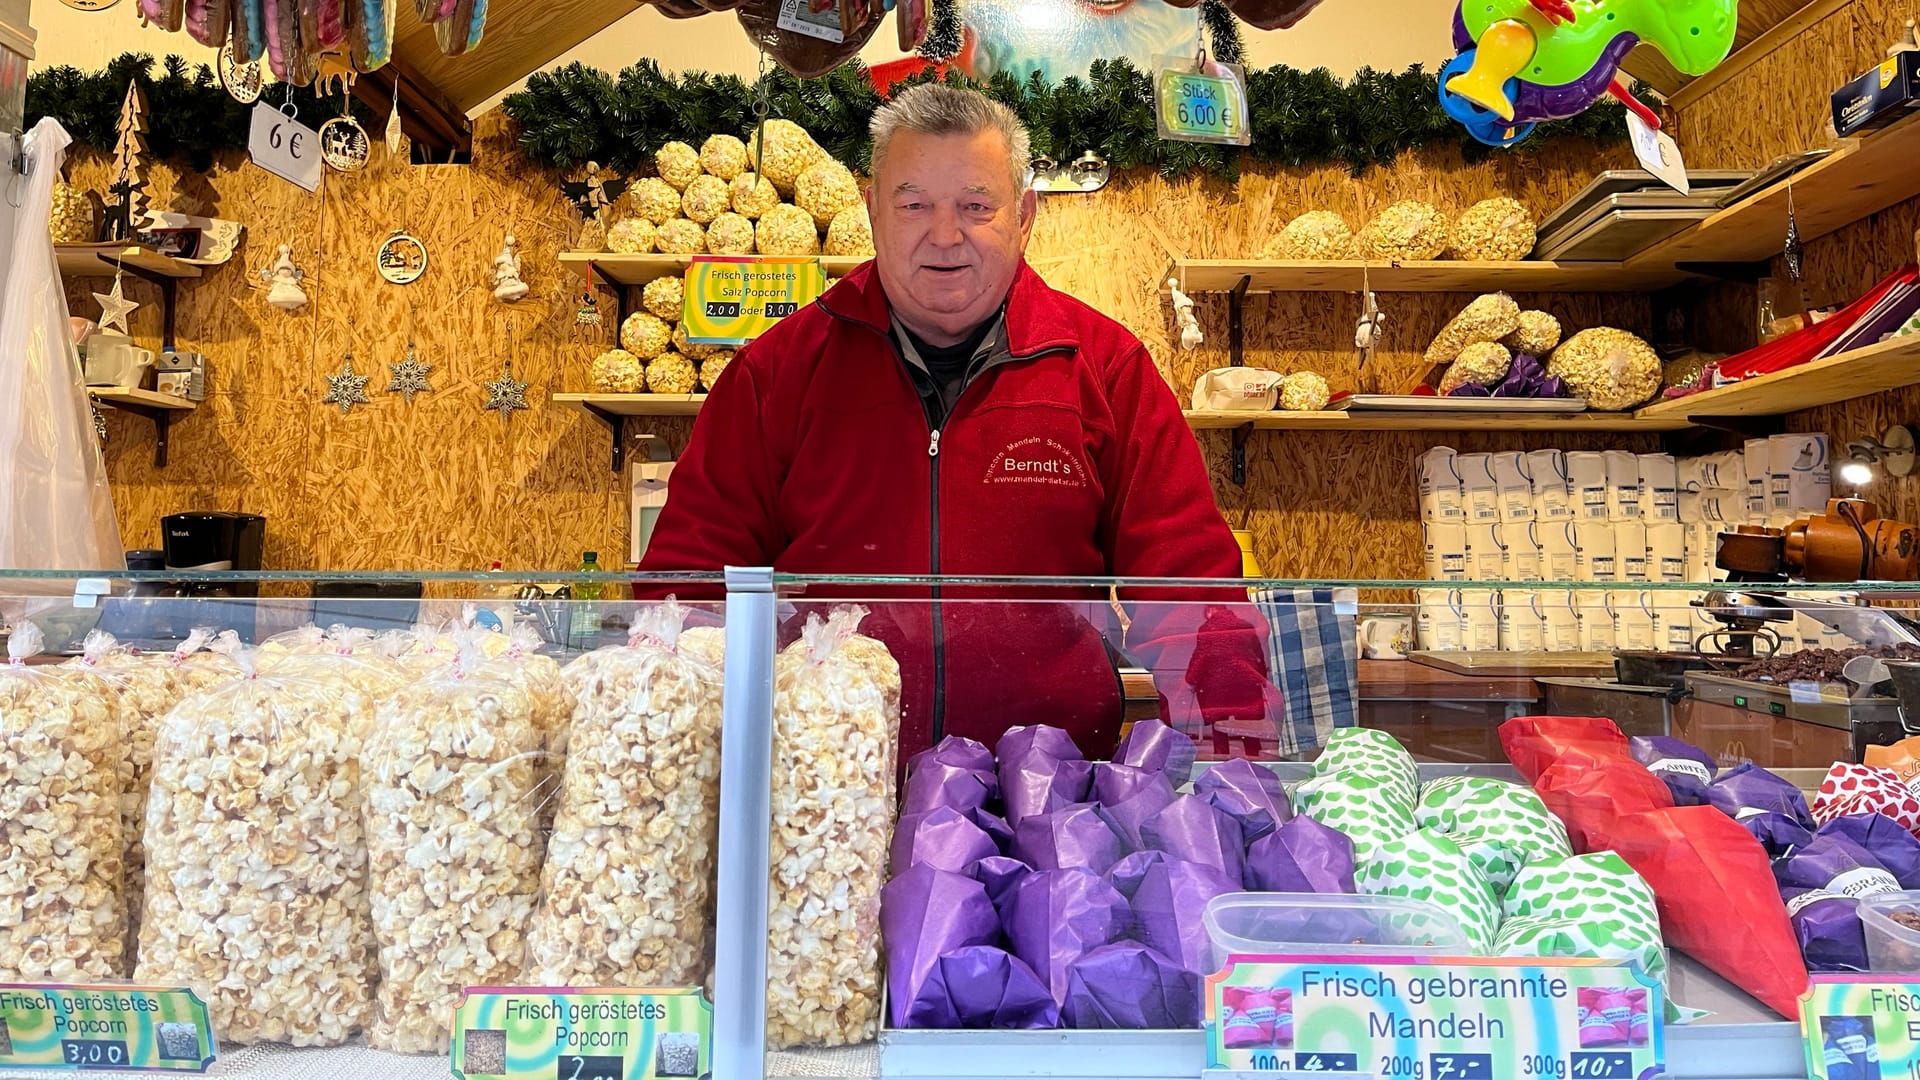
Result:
[767, 606, 902, 1049]
[522, 601, 723, 990]
[1, 623, 125, 981]
[481, 622, 577, 830]
[264, 624, 408, 706]
[365, 637, 546, 1053]
[136, 639, 375, 1046]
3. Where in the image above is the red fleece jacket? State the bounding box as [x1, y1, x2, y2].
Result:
[637, 260, 1278, 759]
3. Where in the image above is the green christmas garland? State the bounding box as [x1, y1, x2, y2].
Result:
[502, 57, 1640, 183]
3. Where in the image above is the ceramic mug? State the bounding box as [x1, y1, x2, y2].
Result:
[1359, 613, 1413, 659]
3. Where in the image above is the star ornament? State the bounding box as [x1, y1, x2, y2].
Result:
[482, 360, 529, 420]
[93, 274, 140, 334]
[323, 354, 372, 415]
[386, 344, 433, 403]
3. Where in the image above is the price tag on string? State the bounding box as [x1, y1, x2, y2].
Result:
[248, 102, 321, 193]
[1155, 53, 1251, 146]
[1625, 111, 1689, 196]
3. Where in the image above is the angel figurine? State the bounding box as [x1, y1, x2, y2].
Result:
[260, 244, 308, 312]
[1167, 278, 1203, 351]
[492, 233, 530, 303]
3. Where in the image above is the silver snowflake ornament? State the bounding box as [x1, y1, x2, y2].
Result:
[323, 354, 372, 415]
[482, 360, 529, 419]
[386, 344, 434, 403]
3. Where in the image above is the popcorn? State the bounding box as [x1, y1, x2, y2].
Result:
[50, 180, 97, 244]
[824, 204, 874, 257]
[767, 607, 901, 1049]
[590, 348, 648, 393]
[365, 647, 546, 1053]
[706, 212, 757, 255]
[757, 204, 820, 257]
[1264, 211, 1357, 260]
[136, 644, 375, 1046]
[629, 178, 683, 226]
[643, 276, 684, 321]
[1440, 341, 1514, 394]
[523, 604, 723, 991]
[1549, 328, 1662, 411]
[1279, 371, 1331, 412]
[682, 175, 732, 225]
[1, 625, 125, 982]
[656, 218, 707, 255]
[748, 119, 827, 195]
[674, 323, 721, 360]
[654, 141, 702, 191]
[608, 217, 656, 254]
[700, 134, 750, 181]
[730, 173, 781, 220]
[1424, 292, 1521, 369]
[1504, 310, 1563, 356]
[1451, 197, 1537, 261]
[699, 350, 734, 391]
[621, 313, 673, 359]
[796, 161, 861, 229]
[646, 352, 700, 395]
[1359, 201, 1451, 261]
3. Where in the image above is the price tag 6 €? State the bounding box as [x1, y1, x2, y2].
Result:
[248, 102, 322, 193]
[1625, 111, 1689, 196]
[1155, 57, 1252, 146]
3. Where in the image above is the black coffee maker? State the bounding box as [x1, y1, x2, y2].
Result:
[163, 512, 266, 582]
[100, 513, 267, 645]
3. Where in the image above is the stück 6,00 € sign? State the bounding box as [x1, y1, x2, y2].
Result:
[248, 102, 322, 193]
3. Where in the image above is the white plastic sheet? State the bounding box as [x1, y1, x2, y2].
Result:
[0, 118, 123, 570]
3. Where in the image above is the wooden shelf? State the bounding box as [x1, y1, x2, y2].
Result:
[1636, 332, 1920, 422]
[88, 387, 196, 468]
[1170, 259, 1692, 294]
[1184, 408, 1691, 432]
[554, 393, 705, 472]
[1628, 111, 1920, 268]
[55, 244, 203, 280]
[558, 252, 869, 286]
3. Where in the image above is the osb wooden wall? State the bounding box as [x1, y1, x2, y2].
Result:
[70, 112, 1652, 581]
[1671, 0, 1920, 525]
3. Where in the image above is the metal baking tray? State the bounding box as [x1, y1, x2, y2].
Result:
[1535, 206, 1723, 261]
[1535, 169, 1756, 242]
[1343, 395, 1589, 413]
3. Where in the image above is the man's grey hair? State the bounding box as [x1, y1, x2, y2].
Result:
[869, 84, 1032, 193]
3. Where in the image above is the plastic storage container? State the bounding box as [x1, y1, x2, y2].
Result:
[1203, 892, 1471, 973]
[1860, 891, 1920, 972]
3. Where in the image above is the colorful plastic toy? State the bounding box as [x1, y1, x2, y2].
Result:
[1441, 0, 1738, 144]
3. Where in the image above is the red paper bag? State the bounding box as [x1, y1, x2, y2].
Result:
[1500, 715, 1630, 783]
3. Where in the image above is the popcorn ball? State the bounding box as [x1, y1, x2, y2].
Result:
[1279, 371, 1331, 411]
[767, 607, 902, 1048]
[700, 134, 750, 181]
[621, 313, 673, 359]
[1263, 210, 1357, 260]
[1424, 292, 1522, 369]
[1504, 310, 1563, 356]
[646, 352, 699, 395]
[137, 646, 375, 1046]
[608, 217, 656, 254]
[643, 275, 684, 321]
[682, 175, 732, 225]
[731, 172, 781, 220]
[50, 179, 97, 244]
[1451, 197, 1537, 261]
[1440, 341, 1514, 394]
[654, 141, 702, 191]
[699, 350, 734, 391]
[757, 204, 820, 257]
[1549, 327, 1662, 411]
[590, 348, 648, 393]
[629, 178, 683, 226]
[523, 604, 723, 990]
[674, 322, 720, 360]
[2, 625, 125, 982]
[1359, 200, 1451, 261]
[749, 118, 826, 195]
[706, 212, 757, 255]
[824, 204, 874, 257]
[656, 218, 707, 255]
[796, 161, 861, 229]
[365, 650, 545, 1053]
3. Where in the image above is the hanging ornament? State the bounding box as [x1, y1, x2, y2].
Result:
[1166, 278, 1203, 351]
[575, 289, 602, 328]
[491, 232, 530, 303]
[385, 342, 433, 403]
[219, 42, 264, 104]
[60, 0, 123, 11]
[92, 271, 141, 333]
[322, 353, 372, 414]
[376, 230, 429, 284]
[91, 404, 109, 443]
[919, 0, 961, 61]
[385, 106, 405, 159]
[1783, 182, 1805, 283]
[260, 243, 310, 311]
[320, 115, 371, 173]
[481, 360, 529, 420]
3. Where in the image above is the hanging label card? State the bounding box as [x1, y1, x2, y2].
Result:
[1203, 956, 1664, 1080]
[0, 984, 217, 1072]
[681, 256, 826, 346]
[1800, 976, 1920, 1080]
[775, 0, 844, 43]
[1625, 112, 1689, 196]
[1155, 57, 1251, 146]
[449, 987, 712, 1080]
[248, 103, 322, 193]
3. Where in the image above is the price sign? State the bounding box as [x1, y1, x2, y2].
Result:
[0, 984, 216, 1072]
[681, 257, 827, 346]
[1801, 976, 1920, 1080]
[248, 102, 322, 193]
[1202, 956, 1664, 1080]
[449, 987, 712, 1080]
[1155, 58, 1251, 146]
[1624, 112, 1689, 196]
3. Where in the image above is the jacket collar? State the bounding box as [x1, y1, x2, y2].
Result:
[818, 258, 1079, 360]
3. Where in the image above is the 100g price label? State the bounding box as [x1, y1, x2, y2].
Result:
[60, 1040, 128, 1069]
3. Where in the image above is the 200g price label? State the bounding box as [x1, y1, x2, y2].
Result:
[703, 301, 743, 318]
[60, 1040, 127, 1069]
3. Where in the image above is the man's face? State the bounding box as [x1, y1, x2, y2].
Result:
[867, 127, 1038, 347]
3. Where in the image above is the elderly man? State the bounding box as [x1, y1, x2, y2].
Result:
[638, 83, 1274, 759]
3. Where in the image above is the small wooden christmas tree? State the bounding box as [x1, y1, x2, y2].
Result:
[104, 81, 152, 242]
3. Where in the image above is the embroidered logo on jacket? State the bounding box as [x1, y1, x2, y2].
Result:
[984, 437, 1088, 488]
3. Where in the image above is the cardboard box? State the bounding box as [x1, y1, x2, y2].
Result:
[1832, 51, 1920, 137]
